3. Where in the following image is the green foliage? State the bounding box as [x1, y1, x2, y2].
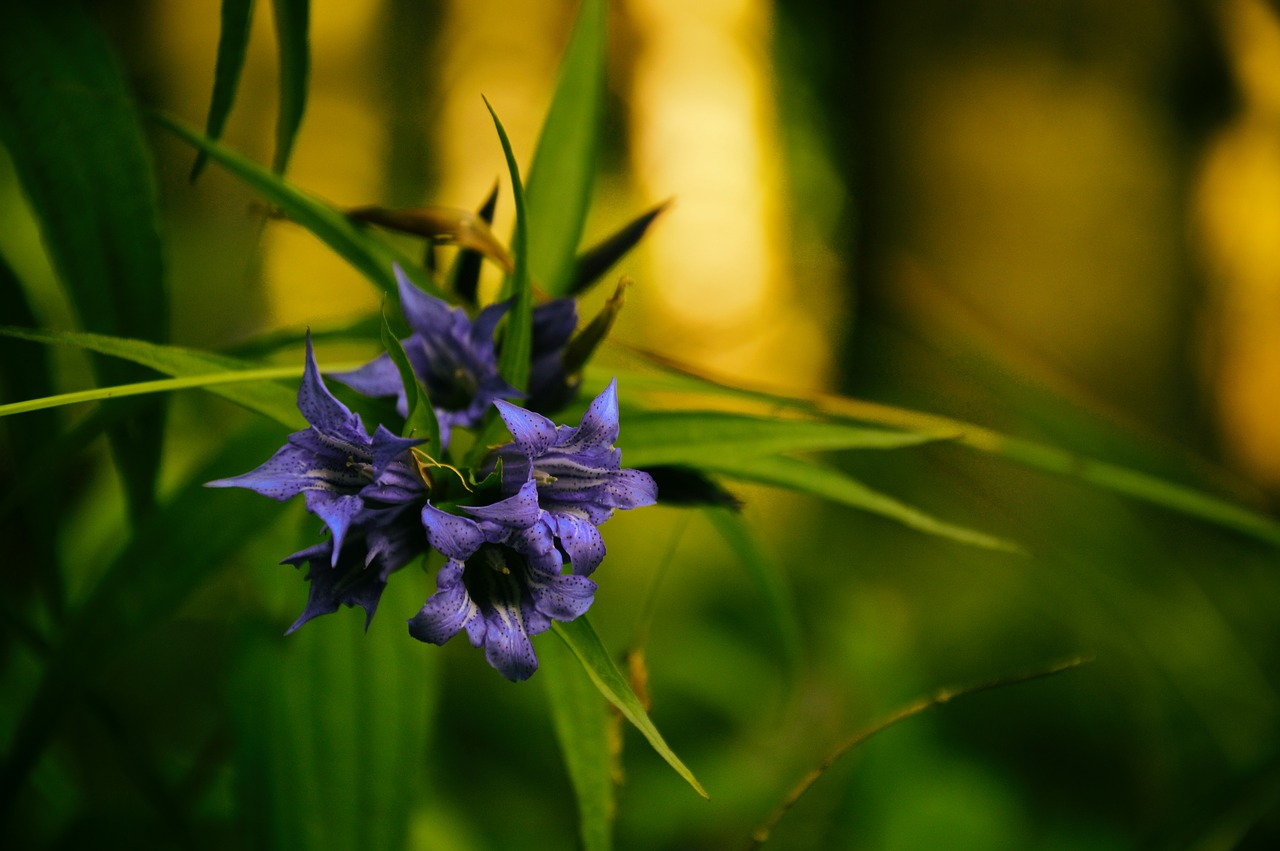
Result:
[191, 0, 254, 182]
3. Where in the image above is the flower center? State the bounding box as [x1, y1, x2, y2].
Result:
[462, 543, 529, 608]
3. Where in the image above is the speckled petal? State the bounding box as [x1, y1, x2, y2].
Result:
[462, 479, 541, 529]
[408, 561, 480, 645]
[421, 503, 486, 560]
[495, 399, 558, 456]
[298, 334, 364, 435]
[545, 511, 607, 575]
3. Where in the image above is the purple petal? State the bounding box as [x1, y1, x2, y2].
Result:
[302, 490, 365, 564]
[572, 378, 620, 447]
[478, 573, 539, 682]
[494, 399, 558, 456]
[408, 561, 480, 645]
[531, 299, 577, 351]
[371, 425, 424, 474]
[397, 264, 457, 340]
[332, 353, 406, 413]
[462, 480, 541, 529]
[471, 300, 511, 347]
[421, 503, 485, 560]
[205, 443, 317, 500]
[601, 468, 658, 510]
[530, 572, 597, 622]
[298, 334, 361, 433]
[546, 511, 607, 575]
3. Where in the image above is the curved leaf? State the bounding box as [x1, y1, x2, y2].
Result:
[706, 454, 1024, 554]
[485, 99, 533, 393]
[152, 110, 437, 301]
[269, 0, 309, 174]
[525, 0, 607, 297]
[191, 0, 255, 181]
[550, 617, 708, 799]
[618, 409, 942, 467]
[540, 633, 615, 851]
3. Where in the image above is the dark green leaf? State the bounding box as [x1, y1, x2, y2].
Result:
[642, 466, 742, 510]
[618, 409, 941, 468]
[153, 110, 437, 301]
[524, 0, 607, 297]
[485, 98, 534, 393]
[270, 0, 310, 174]
[571, 202, 669, 295]
[191, 0, 255, 182]
[708, 454, 1024, 554]
[551, 617, 708, 799]
[0, 2, 169, 516]
[540, 631, 615, 851]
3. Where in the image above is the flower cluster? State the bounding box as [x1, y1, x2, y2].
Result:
[209, 266, 655, 681]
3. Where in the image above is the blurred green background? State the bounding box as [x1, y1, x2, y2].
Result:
[5, 0, 1280, 848]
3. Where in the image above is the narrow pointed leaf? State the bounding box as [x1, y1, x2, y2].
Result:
[524, 0, 607, 297]
[588, 355, 1280, 548]
[381, 309, 440, 453]
[540, 632, 615, 851]
[571, 202, 669, 295]
[484, 98, 533, 392]
[562, 279, 627, 376]
[706, 454, 1023, 554]
[0, 2, 169, 516]
[0, 326, 303, 428]
[269, 0, 309, 174]
[153, 110, 437, 300]
[551, 617, 708, 799]
[617, 410, 941, 468]
[191, 0, 255, 181]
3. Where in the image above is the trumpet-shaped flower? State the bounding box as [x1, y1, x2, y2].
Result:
[282, 503, 427, 632]
[409, 481, 596, 681]
[206, 335, 425, 565]
[492, 379, 657, 575]
[334, 265, 517, 446]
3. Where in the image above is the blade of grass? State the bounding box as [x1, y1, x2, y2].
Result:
[552, 617, 708, 799]
[524, 0, 607, 297]
[588, 353, 1280, 548]
[152, 110, 436, 301]
[269, 0, 309, 174]
[484, 98, 533, 393]
[190, 0, 254, 181]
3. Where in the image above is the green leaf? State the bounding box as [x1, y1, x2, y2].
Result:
[589, 356, 1280, 549]
[703, 508, 802, 680]
[540, 632, 615, 851]
[551, 617, 708, 799]
[269, 0, 310, 174]
[152, 110, 437, 301]
[233, 571, 437, 851]
[0, 422, 286, 814]
[380, 309, 440, 454]
[191, 0, 254, 182]
[617, 409, 942, 468]
[0, 325, 304, 428]
[0, 2, 169, 516]
[484, 98, 534, 393]
[524, 0, 607, 297]
[706, 454, 1024, 554]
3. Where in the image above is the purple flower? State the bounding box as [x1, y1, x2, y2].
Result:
[334, 265, 518, 447]
[492, 379, 657, 575]
[282, 503, 427, 632]
[206, 334, 425, 565]
[409, 481, 596, 681]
